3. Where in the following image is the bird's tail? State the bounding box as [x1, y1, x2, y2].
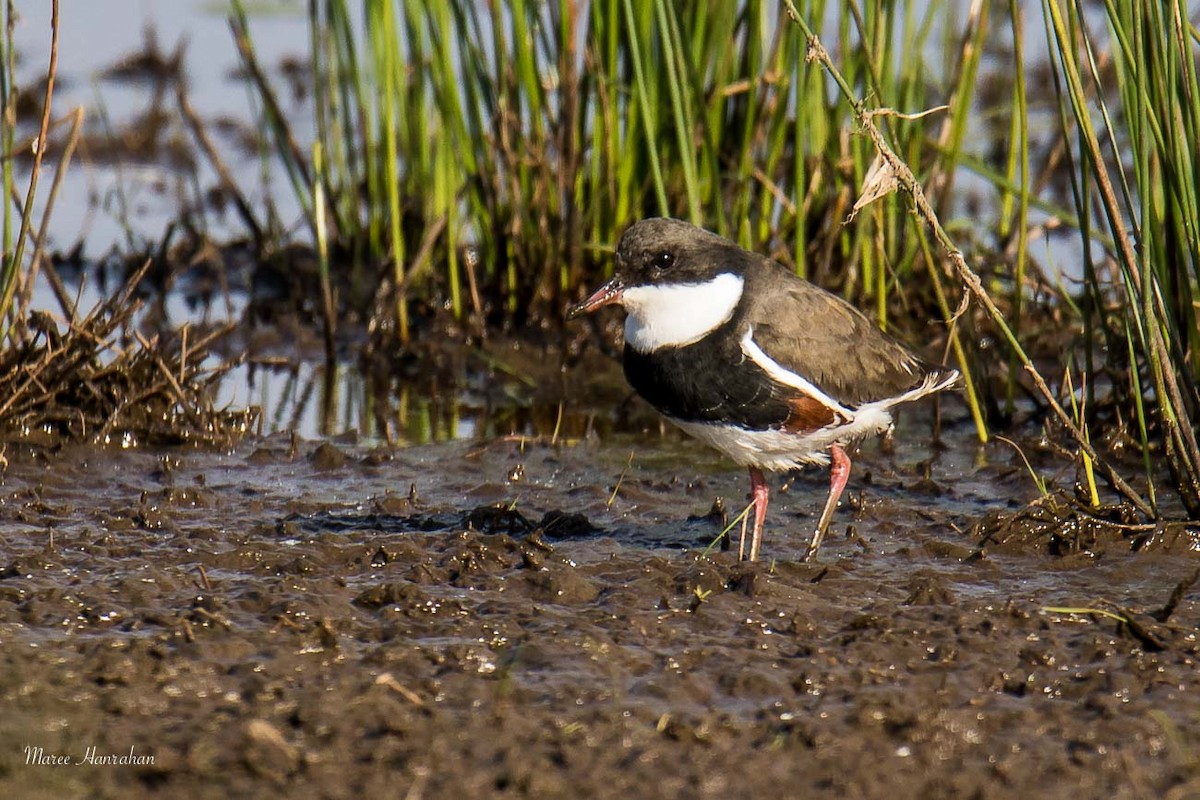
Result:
[882, 366, 961, 409]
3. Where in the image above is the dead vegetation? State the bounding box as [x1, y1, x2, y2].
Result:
[0, 263, 258, 451]
[971, 490, 1200, 556]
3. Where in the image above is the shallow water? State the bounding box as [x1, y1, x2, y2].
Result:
[1, 412, 1197, 798]
[13, 0, 310, 256]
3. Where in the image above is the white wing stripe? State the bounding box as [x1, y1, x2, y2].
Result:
[740, 328, 855, 419]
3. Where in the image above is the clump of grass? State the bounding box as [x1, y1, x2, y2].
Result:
[0, 2, 260, 450]
[1041, 0, 1200, 515]
[226, 2, 971, 353]
[784, 0, 1199, 518]
[0, 262, 258, 449]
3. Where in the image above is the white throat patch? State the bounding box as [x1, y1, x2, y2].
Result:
[622, 273, 744, 353]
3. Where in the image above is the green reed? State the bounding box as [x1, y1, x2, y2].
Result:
[781, 1, 1199, 517]
[232, 1, 978, 351]
[1000, 0, 1030, 418]
[1043, 0, 1200, 514]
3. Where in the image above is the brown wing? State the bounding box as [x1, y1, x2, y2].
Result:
[743, 262, 935, 407]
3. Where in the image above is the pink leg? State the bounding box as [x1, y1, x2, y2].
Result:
[737, 499, 750, 561]
[745, 466, 770, 562]
[805, 443, 851, 562]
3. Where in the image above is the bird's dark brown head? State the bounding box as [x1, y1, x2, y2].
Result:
[613, 218, 739, 288]
[567, 218, 741, 319]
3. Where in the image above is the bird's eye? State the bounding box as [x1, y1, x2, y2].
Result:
[651, 251, 674, 271]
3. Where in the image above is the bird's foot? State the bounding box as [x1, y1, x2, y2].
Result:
[801, 529, 826, 563]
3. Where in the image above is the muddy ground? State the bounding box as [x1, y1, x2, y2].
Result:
[0, 413, 1198, 799]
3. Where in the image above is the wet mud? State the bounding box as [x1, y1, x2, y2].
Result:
[1, 422, 1198, 799]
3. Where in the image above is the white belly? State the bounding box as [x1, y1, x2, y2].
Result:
[669, 407, 895, 472]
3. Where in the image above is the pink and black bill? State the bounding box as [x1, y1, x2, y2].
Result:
[566, 277, 625, 319]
